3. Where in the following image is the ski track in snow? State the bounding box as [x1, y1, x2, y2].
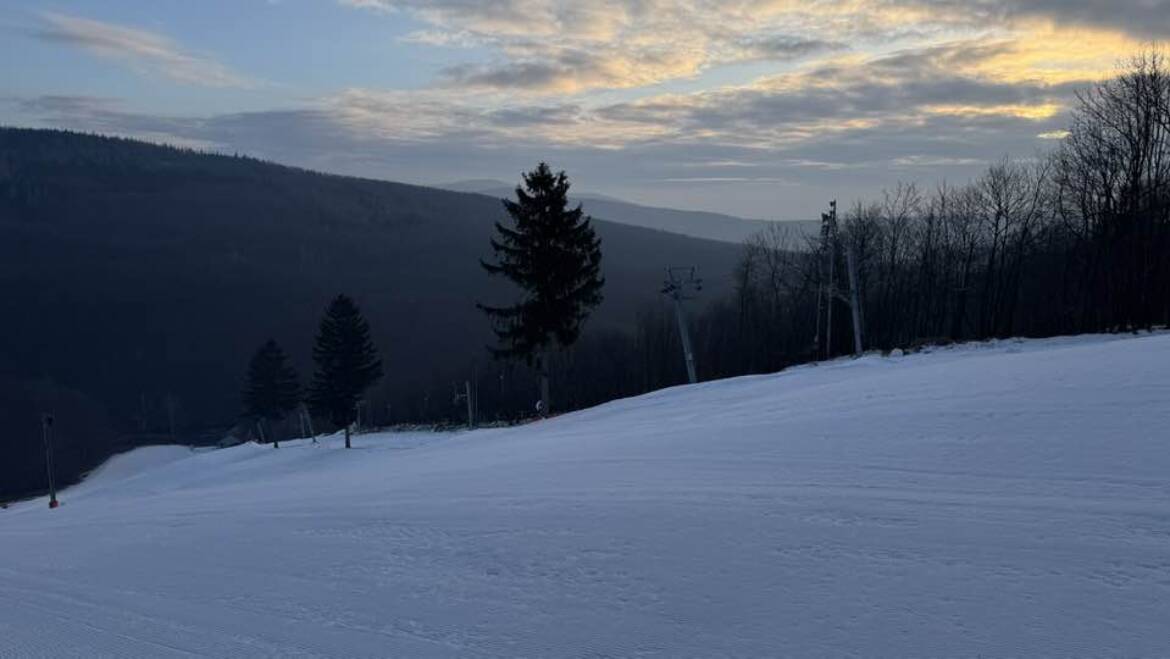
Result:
[2, 333, 1170, 657]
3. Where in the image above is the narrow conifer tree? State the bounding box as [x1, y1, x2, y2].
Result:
[308, 294, 383, 448]
[479, 163, 604, 416]
[242, 338, 300, 448]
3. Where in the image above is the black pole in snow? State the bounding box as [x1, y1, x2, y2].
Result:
[42, 413, 59, 509]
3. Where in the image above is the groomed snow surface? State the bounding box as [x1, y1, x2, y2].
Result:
[3, 333, 1169, 657]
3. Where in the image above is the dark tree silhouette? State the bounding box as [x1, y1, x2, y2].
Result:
[242, 339, 300, 448]
[1056, 50, 1170, 331]
[308, 295, 383, 448]
[480, 163, 604, 415]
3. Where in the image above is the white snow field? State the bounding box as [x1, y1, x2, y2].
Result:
[3, 334, 1170, 658]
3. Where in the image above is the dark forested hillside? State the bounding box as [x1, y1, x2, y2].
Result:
[0, 128, 740, 499]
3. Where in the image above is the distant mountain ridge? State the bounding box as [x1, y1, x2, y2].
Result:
[438, 180, 818, 245]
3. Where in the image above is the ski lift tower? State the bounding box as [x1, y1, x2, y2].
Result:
[815, 200, 839, 359]
[662, 266, 703, 384]
[814, 200, 865, 358]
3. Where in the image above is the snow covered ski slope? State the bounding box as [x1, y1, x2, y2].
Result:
[2, 334, 1169, 657]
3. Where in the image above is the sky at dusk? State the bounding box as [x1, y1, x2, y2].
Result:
[2, 1, 1167, 219]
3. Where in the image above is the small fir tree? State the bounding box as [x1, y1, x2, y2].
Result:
[242, 338, 300, 448]
[307, 294, 383, 448]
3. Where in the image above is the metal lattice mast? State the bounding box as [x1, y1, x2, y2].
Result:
[823, 200, 838, 360]
[818, 200, 865, 357]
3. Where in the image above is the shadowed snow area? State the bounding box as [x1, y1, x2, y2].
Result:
[2, 334, 1169, 657]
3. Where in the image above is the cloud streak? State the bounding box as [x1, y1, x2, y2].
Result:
[35, 12, 257, 88]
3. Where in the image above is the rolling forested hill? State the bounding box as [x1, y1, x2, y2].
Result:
[0, 128, 742, 499]
[440, 179, 815, 244]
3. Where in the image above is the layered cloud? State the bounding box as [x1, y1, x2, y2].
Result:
[343, 0, 1149, 95]
[317, 37, 1081, 154]
[905, 0, 1170, 38]
[8, 37, 1076, 171]
[346, 0, 867, 93]
[8, 2, 1166, 217]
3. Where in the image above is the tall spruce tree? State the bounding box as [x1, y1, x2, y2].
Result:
[308, 294, 383, 448]
[242, 338, 300, 448]
[479, 163, 604, 415]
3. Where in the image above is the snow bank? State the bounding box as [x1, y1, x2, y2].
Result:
[2, 333, 1168, 657]
[71, 445, 195, 494]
